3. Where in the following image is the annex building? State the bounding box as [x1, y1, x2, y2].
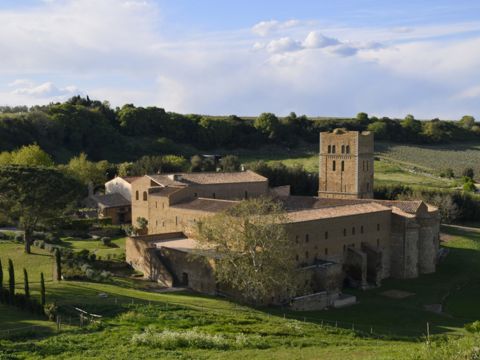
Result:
[126, 129, 440, 309]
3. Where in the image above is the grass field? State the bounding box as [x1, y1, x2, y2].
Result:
[58, 236, 126, 259]
[1, 225, 480, 358]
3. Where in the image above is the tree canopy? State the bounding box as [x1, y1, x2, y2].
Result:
[0, 166, 83, 253]
[194, 197, 300, 305]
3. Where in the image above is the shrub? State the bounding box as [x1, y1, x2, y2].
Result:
[44, 303, 58, 321]
[33, 240, 46, 249]
[100, 237, 112, 246]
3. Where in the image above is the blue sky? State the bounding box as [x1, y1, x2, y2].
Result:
[1, 0, 480, 119]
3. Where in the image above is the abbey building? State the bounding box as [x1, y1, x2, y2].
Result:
[125, 129, 440, 308]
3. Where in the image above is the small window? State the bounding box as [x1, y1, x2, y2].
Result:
[212, 193, 216, 199]
[341, 161, 345, 172]
[245, 191, 248, 199]
[135, 191, 139, 201]
[332, 145, 336, 154]
[325, 231, 328, 239]
[333, 161, 336, 171]
[352, 227, 355, 235]
[295, 235, 299, 244]
[155, 201, 158, 208]
[324, 248, 328, 256]
[143, 191, 147, 201]
[175, 216, 178, 225]
[194, 192, 198, 197]
[377, 224, 380, 231]
[305, 234, 309, 243]
[343, 228, 347, 236]
[156, 220, 158, 226]
[341, 145, 345, 154]
[361, 225, 364, 234]
[328, 145, 331, 153]
[346, 145, 350, 154]
[162, 221, 165, 227]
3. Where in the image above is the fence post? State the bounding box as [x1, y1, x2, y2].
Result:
[426, 322, 430, 344]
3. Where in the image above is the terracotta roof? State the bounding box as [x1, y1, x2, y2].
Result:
[92, 193, 130, 208]
[172, 198, 238, 212]
[286, 202, 391, 223]
[277, 196, 431, 215]
[148, 170, 267, 186]
[149, 186, 184, 197]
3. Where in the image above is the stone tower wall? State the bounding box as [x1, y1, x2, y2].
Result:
[318, 130, 374, 199]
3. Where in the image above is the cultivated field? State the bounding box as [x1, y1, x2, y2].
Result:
[1, 226, 479, 359]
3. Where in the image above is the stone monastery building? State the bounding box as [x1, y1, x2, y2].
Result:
[126, 129, 440, 308]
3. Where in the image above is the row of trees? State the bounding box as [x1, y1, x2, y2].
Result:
[1, 96, 478, 163]
[0, 258, 46, 315]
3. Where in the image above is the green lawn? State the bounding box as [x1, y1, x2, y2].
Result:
[1, 226, 480, 358]
[58, 237, 126, 259]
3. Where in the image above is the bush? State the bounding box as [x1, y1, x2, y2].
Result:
[45, 233, 62, 244]
[44, 303, 58, 321]
[91, 225, 124, 238]
[14, 233, 23, 242]
[33, 240, 46, 249]
[100, 237, 112, 246]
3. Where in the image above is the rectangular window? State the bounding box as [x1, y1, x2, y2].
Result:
[341, 161, 345, 172]
[212, 193, 216, 199]
[361, 225, 364, 234]
[175, 216, 178, 225]
[377, 223, 380, 231]
[333, 160, 336, 171]
[295, 235, 299, 244]
[343, 228, 347, 236]
[352, 227, 355, 235]
[325, 231, 328, 239]
[305, 234, 309, 243]
[155, 201, 158, 208]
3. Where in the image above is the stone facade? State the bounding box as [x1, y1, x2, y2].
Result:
[319, 129, 374, 199]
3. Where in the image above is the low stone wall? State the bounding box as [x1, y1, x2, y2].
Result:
[290, 291, 335, 311]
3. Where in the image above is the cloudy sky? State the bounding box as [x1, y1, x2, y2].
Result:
[1, 0, 480, 119]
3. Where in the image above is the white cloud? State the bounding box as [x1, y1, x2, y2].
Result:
[252, 19, 301, 36]
[266, 37, 302, 53]
[303, 31, 339, 48]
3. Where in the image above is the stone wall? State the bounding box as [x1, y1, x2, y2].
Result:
[158, 248, 217, 294]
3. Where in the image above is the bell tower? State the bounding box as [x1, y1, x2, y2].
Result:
[318, 129, 374, 199]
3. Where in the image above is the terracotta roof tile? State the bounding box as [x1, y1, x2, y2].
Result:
[286, 202, 391, 222]
[148, 170, 267, 186]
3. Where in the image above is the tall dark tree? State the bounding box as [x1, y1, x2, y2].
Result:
[55, 249, 62, 281]
[0, 258, 3, 301]
[40, 272, 46, 306]
[23, 268, 30, 299]
[0, 166, 83, 253]
[8, 259, 14, 304]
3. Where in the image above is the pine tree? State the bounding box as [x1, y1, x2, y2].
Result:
[8, 259, 14, 305]
[55, 249, 62, 281]
[23, 268, 30, 299]
[40, 272, 46, 306]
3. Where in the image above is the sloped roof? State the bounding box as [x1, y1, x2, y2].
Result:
[286, 202, 391, 223]
[276, 196, 432, 215]
[148, 170, 267, 186]
[92, 193, 130, 208]
[122, 176, 141, 184]
[172, 198, 238, 213]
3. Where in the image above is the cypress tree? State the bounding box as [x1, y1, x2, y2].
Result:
[8, 259, 14, 305]
[23, 268, 30, 299]
[40, 272, 46, 306]
[0, 258, 3, 302]
[55, 249, 62, 281]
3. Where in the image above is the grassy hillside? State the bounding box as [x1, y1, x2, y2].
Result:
[1, 226, 480, 359]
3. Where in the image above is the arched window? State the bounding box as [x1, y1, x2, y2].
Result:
[332, 161, 336, 171]
[346, 145, 350, 154]
[341, 161, 345, 172]
[332, 145, 336, 154]
[341, 145, 345, 153]
[135, 191, 139, 201]
[143, 191, 147, 201]
[328, 145, 331, 153]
